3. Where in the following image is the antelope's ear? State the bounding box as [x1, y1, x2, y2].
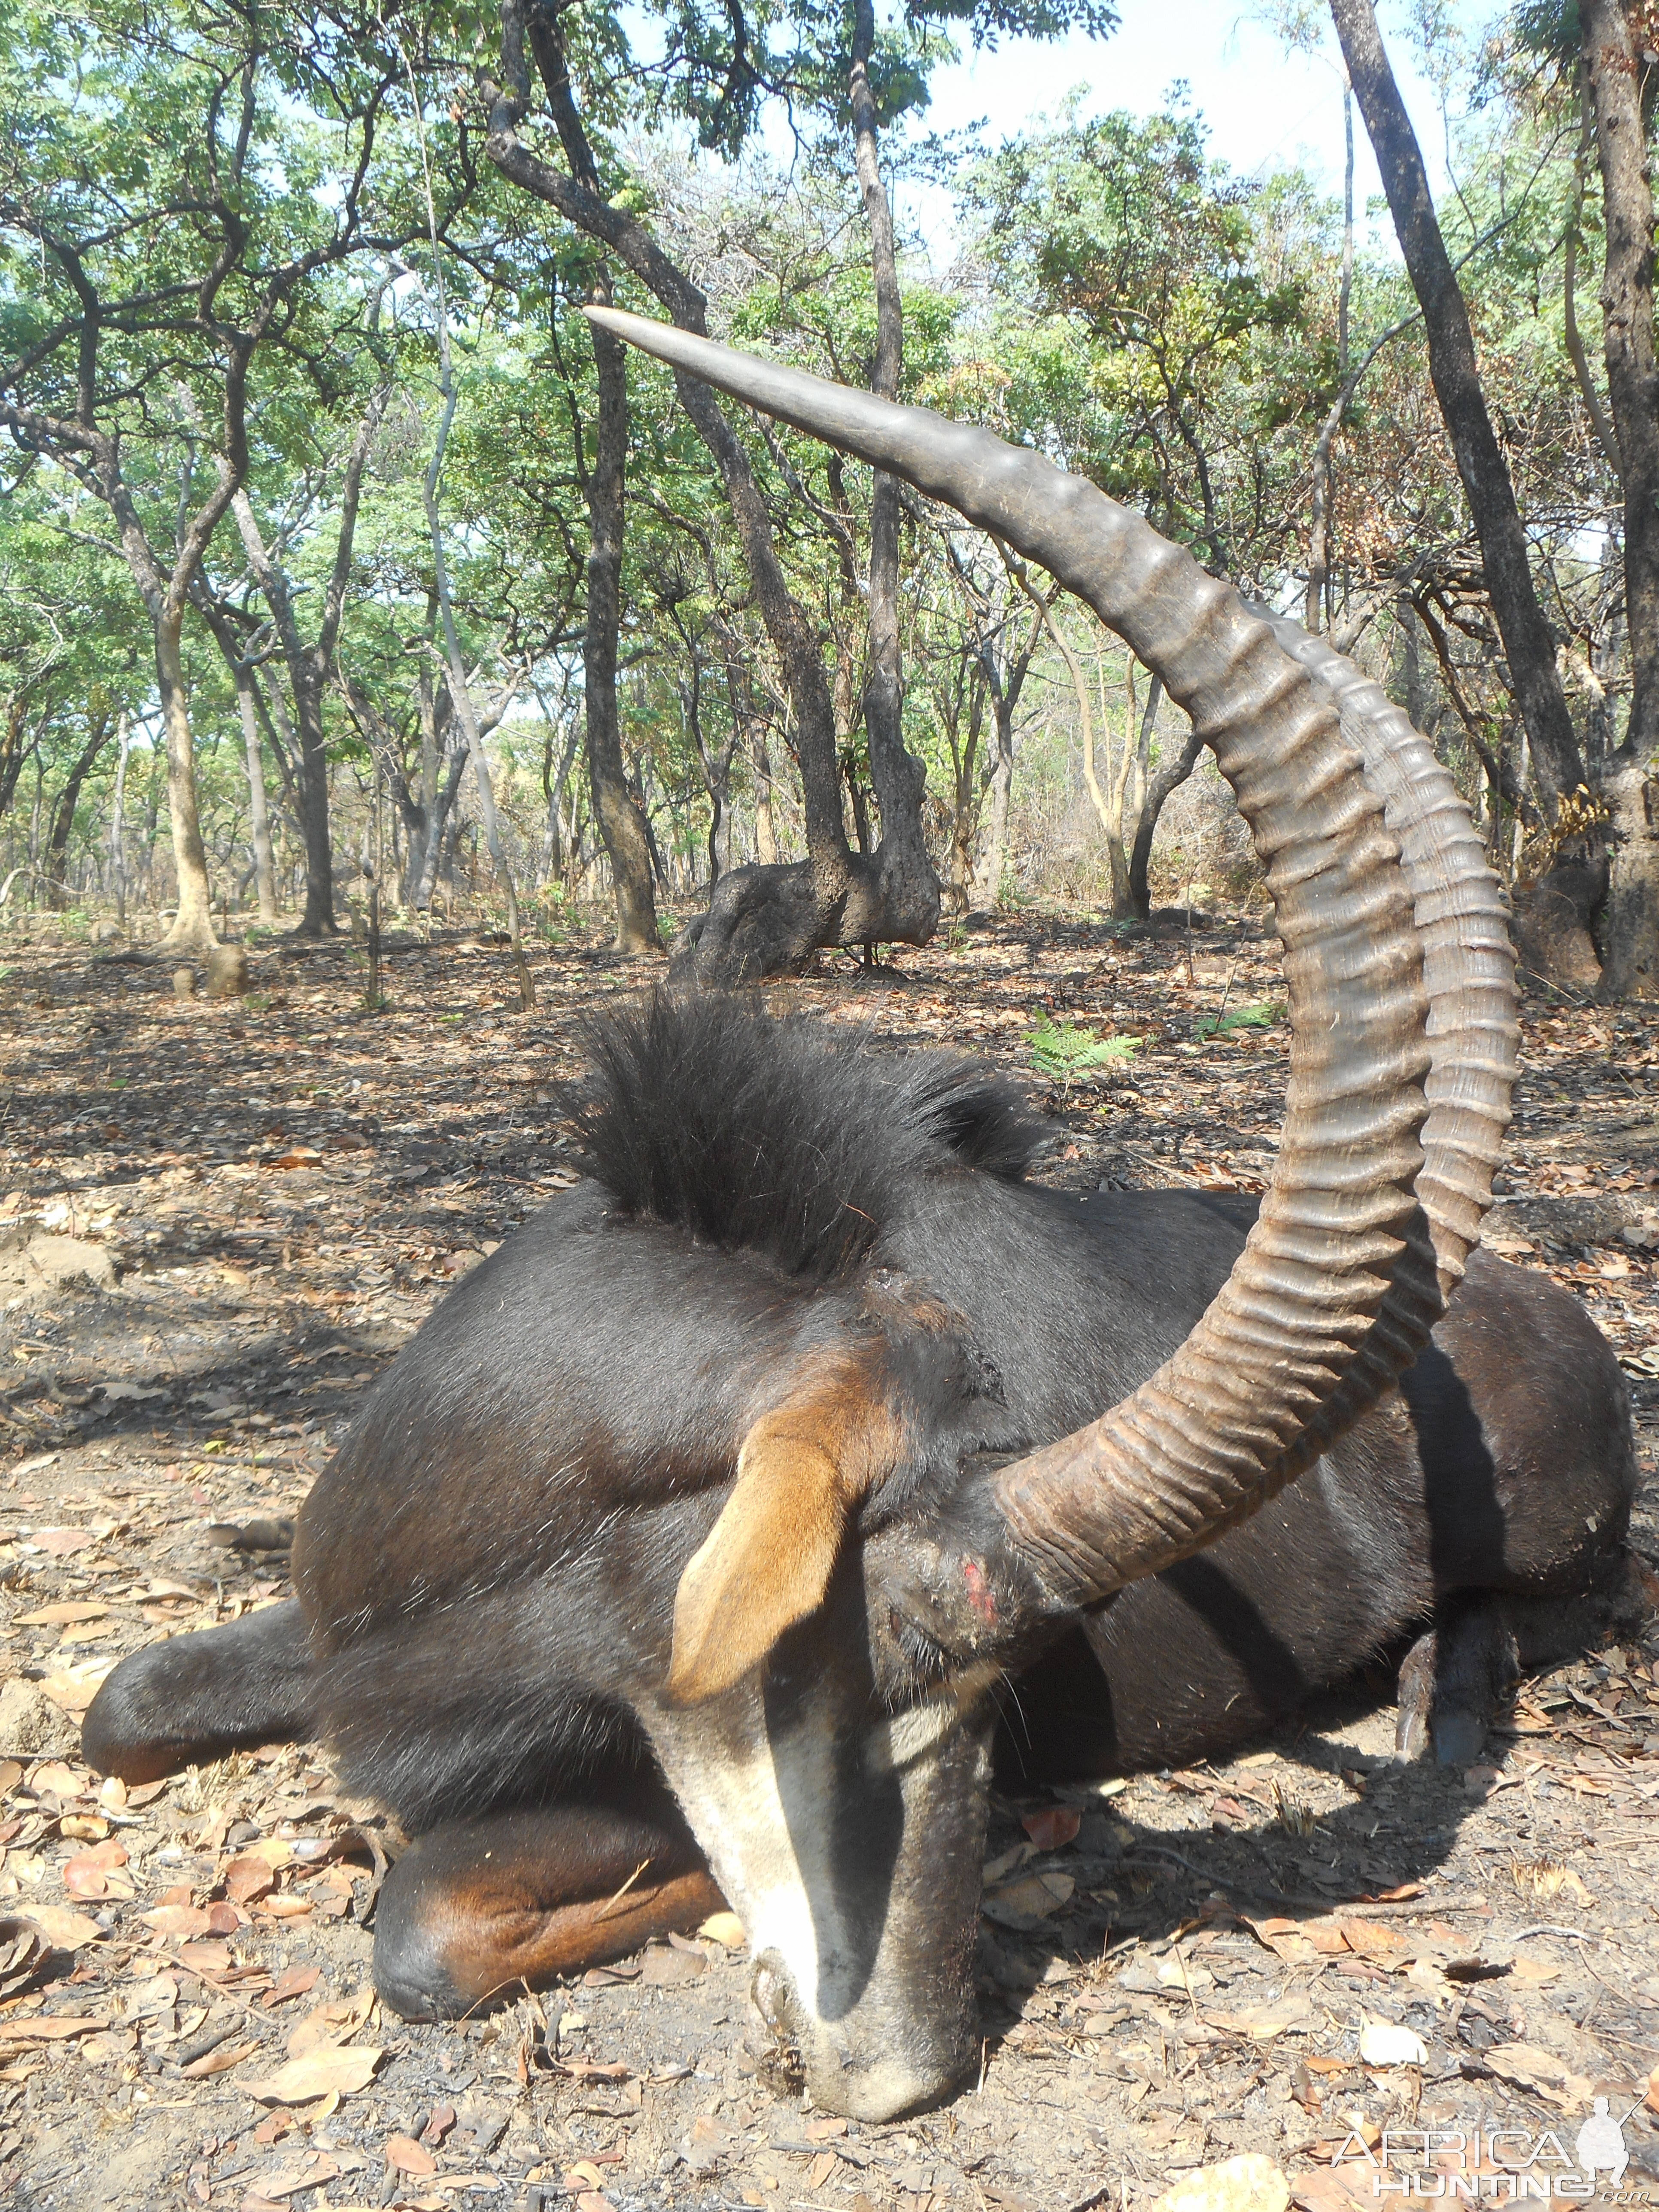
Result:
[666, 1425, 848, 1705]
[668, 1361, 907, 1704]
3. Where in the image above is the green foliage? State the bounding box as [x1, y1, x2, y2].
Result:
[1027, 1007, 1141, 1088]
[1193, 1000, 1283, 1039]
[960, 105, 1330, 577]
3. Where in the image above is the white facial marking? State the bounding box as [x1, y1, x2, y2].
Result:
[862, 1663, 1001, 1778]
[644, 1685, 839, 2017]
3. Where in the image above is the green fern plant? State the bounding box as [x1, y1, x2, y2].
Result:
[1194, 1000, 1283, 1041]
[1027, 1008, 1141, 1092]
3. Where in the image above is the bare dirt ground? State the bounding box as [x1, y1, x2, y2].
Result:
[0, 906, 1656, 2212]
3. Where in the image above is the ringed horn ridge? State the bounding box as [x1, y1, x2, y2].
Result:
[584, 303, 1519, 1613]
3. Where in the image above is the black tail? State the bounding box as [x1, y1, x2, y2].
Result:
[572, 994, 1039, 1283]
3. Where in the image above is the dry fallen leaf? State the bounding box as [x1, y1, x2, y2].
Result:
[1020, 1806, 1082, 1850]
[1203, 1997, 1317, 2042]
[39, 1661, 117, 1715]
[0, 2016, 108, 2045]
[32, 1528, 97, 1558]
[697, 1911, 745, 1948]
[1483, 2043, 1595, 2106]
[139, 1905, 214, 1939]
[13, 1602, 109, 1626]
[242, 2044, 381, 2104]
[1153, 2154, 1290, 2212]
[253, 2154, 341, 2200]
[0, 1917, 53, 2000]
[63, 1840, 131, 1899]
[981, 1869, 1074, 1925]
[288, 1988, 374, 2057]
[261, 1964, 322, 2008]
[23, 1906, 100, 1948]
[223, 1853, 276, 1905]
[640, 1945, 704, 1986]
[177, 1940, 234, 1973]
[386, 2135, 437, 2176]
[180, 2038, 260, 2078]
[1339, 1919, 1408, 1960]
[1510, 1957, 1560, 1984]
[1291, 2170, 1378, 2212]
[30, 1761, 84, 1799]
[1358, 2022, 1427, 2067]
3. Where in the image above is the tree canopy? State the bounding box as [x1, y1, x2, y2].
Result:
[0, 0, 1653, 991]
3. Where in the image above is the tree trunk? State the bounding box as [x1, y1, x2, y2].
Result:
[681, 662, 736, 885]
[962, 583, 1046, 913]
[109, 711, 129, 923]
[976, 691, 1016, 914]
[1565, 73, 1622, 474]
[850, 0, 938, 946]
[1306, 82, 1355, 632]
[234, 667, 280, 923]
[1592, 754, 1659, 994]
[155, 610, 216, 950]
[486, 0, 931, 983]
[233, 493, 336, 936]
[1581, 0, 1659, 996]
[1051, 601, 1127, 911]
[292, 677, 336, 936]
[585, 312, 661, 952]
[1330, 0, 1589, 819]
[418, 657, 440, 905]
[749, 717, 779, 863]
[46, 714, 111, 905]
[945, 673, 984, 916]
[1128, 715, 1201, 923]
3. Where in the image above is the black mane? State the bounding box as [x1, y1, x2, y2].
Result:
[572, 994, 1039, 1282]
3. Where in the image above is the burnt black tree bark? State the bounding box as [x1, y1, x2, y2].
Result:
[1328, 0, 1589, 814]
[1580, 0, 1659, 996]
[484, 0, 936, 983]
[532, 35, 660, 954]
[848, 0, 939, 948]
[583, 308, 662, 952]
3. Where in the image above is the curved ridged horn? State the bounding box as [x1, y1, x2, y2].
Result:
[1245, 611, 1519, 1299]
[586, 304, 1517, 1608]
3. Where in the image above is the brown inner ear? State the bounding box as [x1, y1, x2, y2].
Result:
[666, 1355, 904, 1705]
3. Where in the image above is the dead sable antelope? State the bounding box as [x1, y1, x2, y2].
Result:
[85, 322, 1640, 2123]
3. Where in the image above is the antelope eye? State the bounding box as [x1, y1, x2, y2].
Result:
[883, 1606, 954, 1693]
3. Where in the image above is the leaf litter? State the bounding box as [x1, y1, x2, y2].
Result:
[0, 909, 1653, 2209]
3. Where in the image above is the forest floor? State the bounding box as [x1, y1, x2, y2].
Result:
[0, 903, 1656, 2212]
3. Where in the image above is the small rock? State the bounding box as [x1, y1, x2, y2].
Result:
[1153, 2154, 1290, 2212]
[0, 1230, 116, 1297]
[0, 1677, 80, 1758]
[173, 966, 197, 999]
